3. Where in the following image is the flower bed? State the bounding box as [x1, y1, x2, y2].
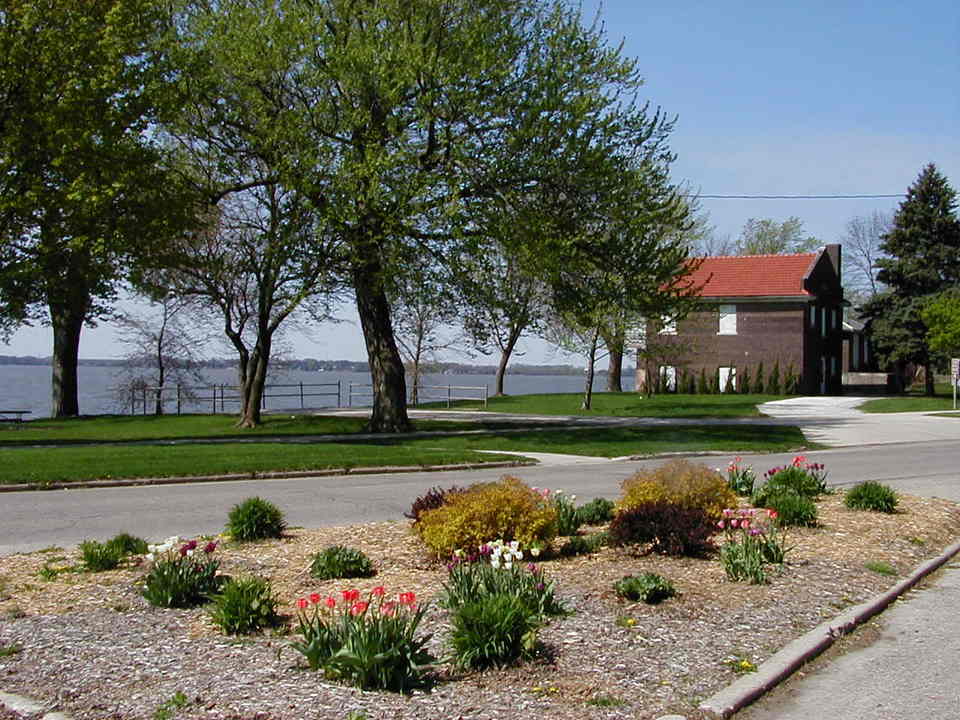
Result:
[0, 486, 959, 720]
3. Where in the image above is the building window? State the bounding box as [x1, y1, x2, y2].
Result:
[809, 305, 817, 328]
[718, 304, 737, 335]
[718, 366, 737, 392]
[821, 307, 827, 338]
[659, 315, 676, 335]
[659, 365, 677, 392]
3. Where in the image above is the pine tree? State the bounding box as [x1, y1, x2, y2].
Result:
[784, 362, 799, 394]
[768, 360, 781, 395]
[723, 369, 736, 394]
[861, 164, 960, 395]
[754, 362, 766, 394]
[685, 370, 697, 394]
[697, 368, 709, 394]
[740, 366, 752, 394]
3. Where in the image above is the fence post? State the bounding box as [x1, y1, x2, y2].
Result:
[142, 387, 147, 416]
[483, 384, 488, 409]
[447, 384, 451, 408]
[212, 386, 217, 414]
[177, 384, 182, 415]
[300, 381, 304, 409]
[337, 379, 341, 408]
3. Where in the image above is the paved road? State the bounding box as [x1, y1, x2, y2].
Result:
[2, 440, 959, 555]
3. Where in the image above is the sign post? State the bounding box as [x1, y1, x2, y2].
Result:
[951, 358, 959, 411]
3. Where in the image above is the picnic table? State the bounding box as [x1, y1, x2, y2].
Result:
[0, 410, 30, 423]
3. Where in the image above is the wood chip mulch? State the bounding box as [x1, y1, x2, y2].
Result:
[1, 492, 959, 720]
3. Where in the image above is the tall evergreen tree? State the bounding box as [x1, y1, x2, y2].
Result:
[861, 164, 960, 395]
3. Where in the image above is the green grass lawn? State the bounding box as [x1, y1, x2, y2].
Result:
[0, 413, 520, 446]
[0, 442, 525, 486]
[0, 423, 808, 485]
[858, 394, 958, 414]
[424, 392, 785, 418]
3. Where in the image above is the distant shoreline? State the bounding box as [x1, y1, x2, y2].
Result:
[0, 355, 631, 377]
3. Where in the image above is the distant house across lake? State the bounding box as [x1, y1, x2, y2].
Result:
[633, 245, 847, 395]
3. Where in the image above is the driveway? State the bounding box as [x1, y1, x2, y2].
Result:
[759, 396, 960, 447]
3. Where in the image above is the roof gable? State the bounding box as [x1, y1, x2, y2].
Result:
[685, 253, 818, 298]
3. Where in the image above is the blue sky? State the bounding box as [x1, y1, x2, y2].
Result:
[5, 0, 958, 363]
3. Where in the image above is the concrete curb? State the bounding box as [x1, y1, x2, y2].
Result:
[698, 538, 960, 719]
[0, 460, 535, 493]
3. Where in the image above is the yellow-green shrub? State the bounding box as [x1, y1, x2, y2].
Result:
[414, 476, 558, 557]
[617, 459, 737, 521]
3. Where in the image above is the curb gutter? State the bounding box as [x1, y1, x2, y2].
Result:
[0, 460, 535, 494]
[698, 538, 960, 719]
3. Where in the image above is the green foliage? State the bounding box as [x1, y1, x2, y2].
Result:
[754, 362, 765, 394]
[861, 164, 960, 391]
[141, 544, 222, 608]
[755, 491, 818, 527]
[845, 482, 899, 514]
[79, 540, 124, 573]
[310, 546, 375, 581]
[736, 217, 819, 255]
[292, 590, 433, 692]
[608, 501, 717, 556]
[739, 366, 752, 394]
[448, 593, 541, 670]
[697, 368, 709, 394]
[414, 476, 558, 557]
[865, 560, 897, 576]
[552, 490, 582, 536]
[440, 559, 567, 618]
[0, 644, 21, 658]
[558, 532, 606, 557]
[757, 459, 829, 500]
[767, 360, 781, 395]
[784, 362, 800, 395]
[922, 291, 960, 355]
[723, 369, 735, 394]
[226, 497, 286, 541]
[613, 573, 676, 604]
[618, 459, 738, 521]
[683, 369, 697, 394]
[105, 533, 149, 557]
[725, 457, 756, 497]
[209, 576, 280, 635]
[153, 691, 189, 720]
[575, 497, 615, 525]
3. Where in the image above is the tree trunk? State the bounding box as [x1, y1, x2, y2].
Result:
[494, 325, 523, 397]
[237, 345, 269, 428]
[606, 345, 623, 392]
[581, 326, 600, 410]
[924, 362, 936, 397]
[353, 250, 411, 433]
[49, 299, 86, 418]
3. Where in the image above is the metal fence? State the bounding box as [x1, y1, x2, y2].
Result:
[130, 381, 342, 415]
[347, 382, 488, 408]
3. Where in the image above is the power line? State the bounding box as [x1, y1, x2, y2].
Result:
[689, 193, 904, 200]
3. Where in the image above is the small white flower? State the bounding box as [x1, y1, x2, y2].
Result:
[509, 540, 520, 552]
[186, 549, 195, 557]
[145, 553, 154, 562]
[490, 558, 501, 569]
[530, 547, 541, 558]
[570, 495, 577, 501]
[504, 561, 513, 570]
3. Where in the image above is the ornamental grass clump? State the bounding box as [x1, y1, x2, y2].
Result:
[755, 490, 818, 527]
[845, 481, 899, 514]
[718, 508, 789, 584]
[141, 538, 222, 608]
[614, 573, 676, 604]
[449, 592, 541, 670]
[441, 540, 567, 617]
[226, 497, 286, 541]
[310, 546, 375, 580]
[413, 476, 558, 557]
[79, 540, 125, 572]
[292, 587, 434, 692]
[575, 497, 615, 525]
[209, 576, 280, 635]
[618, 459, 738, 522]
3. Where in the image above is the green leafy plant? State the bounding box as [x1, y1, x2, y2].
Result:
[539, 488, 581, 536]
[865, 560, 897, 576]
[38, 563, 73, 581]
[209, 576, 280, 635]
[79, 540, 125, 572]
[719, 508, 789, 584]
[226, 497, 286, 541]
[106, 532, 149, 556]
[141, 538, 222, 608]
[309, 546, 375, 580]
[845, 481, 899, 513]
[608, 501, 717, 556]
[725, 457, 756, 497]
[575, 497, 615, 525]
[558, 532, 606, 557]
[613, 573, 676, 604]
[449, 592, 541, 669]
[441, 544, 567, 618]
[757, 456, 829, 500]
[153, 691, 189, 720]
[292, 587, 434, 692]
[586, 694, 626, 708]
[755, 490, 818, 527]
[726, 655, 757, 674]
[0, 644, 22, 658]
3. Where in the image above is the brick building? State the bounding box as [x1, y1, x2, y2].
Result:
[633, 245, 845, 395]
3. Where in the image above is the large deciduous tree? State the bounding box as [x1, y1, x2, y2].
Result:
[842, 211, 890, 305]
[172, 0, 688, 432]
[862, 164, 960, 395]
[735, 217, 819, 255]
[922, 291, 960, 358]
[0, 0, 186, 416]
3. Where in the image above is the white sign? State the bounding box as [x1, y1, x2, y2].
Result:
[952, 358, 960, 382]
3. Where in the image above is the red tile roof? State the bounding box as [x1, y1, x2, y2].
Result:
[684, 253, 817, 298]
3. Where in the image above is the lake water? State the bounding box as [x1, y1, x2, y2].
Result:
[0, 364, 634, 418]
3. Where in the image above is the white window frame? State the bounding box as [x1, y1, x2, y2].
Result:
[718, 366, 737, 393]
[658, 315, 677, 335]
[718, 304, 737, 335]
[659, 365, 677, 392]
